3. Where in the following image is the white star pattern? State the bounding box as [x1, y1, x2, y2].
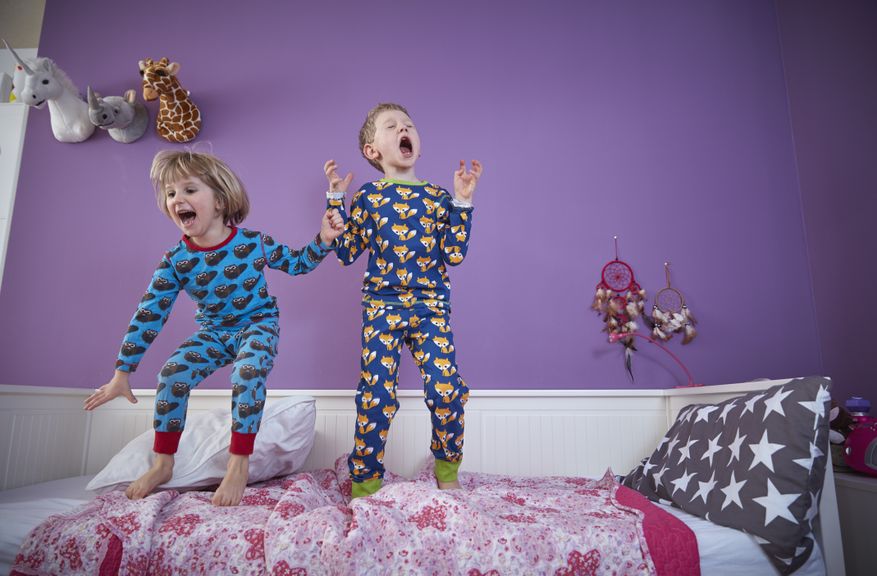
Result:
[748, 430, 784, 472]
[743, 393, 765, 416]
[720, 471, 747, 510]
[753, 479, 801, 526]
[695, 405, 719, 423]
[804, 489, 821, 525]
[792, 441, 824, 472]
[624, 377, 832, 572]
[701, 433, 723, 467]
[679, 406, 697, 422]
[727, 429, 747, 463]
[690, 471, 717, 505]
[670, 469, 696, 496]
[653, 464, 670, 490]
[762, 387, 794, 421]
[677, 438, 699, 464]
[798, 384, 830, 429]
[666, 435, 681, 458]
[718, 401, 738, 424]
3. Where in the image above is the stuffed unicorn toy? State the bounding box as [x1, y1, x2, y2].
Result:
[3, 39, 94, 143]
[87, 86, 148, 143]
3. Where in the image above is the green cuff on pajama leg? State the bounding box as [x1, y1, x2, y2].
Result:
[434, 459, 461, 483]
[351, 478, 382, 499]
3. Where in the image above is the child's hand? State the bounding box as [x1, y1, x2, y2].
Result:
[324, 159, 353, 193]
[454, 160, 483, 204]
[319, 208, 345, 246]
[84, 370, 138, 411]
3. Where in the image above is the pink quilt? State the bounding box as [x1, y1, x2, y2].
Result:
[12, 458, 698, 576]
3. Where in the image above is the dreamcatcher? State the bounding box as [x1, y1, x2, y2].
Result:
[591, 237, 646, 378]
[648, 262, 697, 344]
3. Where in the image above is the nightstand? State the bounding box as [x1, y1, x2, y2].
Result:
[834, 471, 877, 576]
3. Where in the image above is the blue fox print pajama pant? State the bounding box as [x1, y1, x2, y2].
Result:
[153, 319, 278, 455]
[349, 305, 468, 482]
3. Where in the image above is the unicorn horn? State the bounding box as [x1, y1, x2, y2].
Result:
[2, 39, 34, 75]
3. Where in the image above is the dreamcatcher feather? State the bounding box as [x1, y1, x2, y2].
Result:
[649, 262, 697, 344]
[592, 237, 645, 379]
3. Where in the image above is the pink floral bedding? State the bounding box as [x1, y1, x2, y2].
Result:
[12, 458, 698, 576]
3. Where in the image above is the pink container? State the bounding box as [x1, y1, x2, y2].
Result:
[845, 417, 877, 477]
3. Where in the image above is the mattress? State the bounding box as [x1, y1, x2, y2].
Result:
[0, 475, 826, 576]
[655, 502, 826, 576]
[0, 475, 95, 576]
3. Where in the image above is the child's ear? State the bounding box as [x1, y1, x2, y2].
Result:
[363, 143, 380, 162]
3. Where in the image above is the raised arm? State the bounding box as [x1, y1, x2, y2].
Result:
[324, 159, 368, 265]
[453, 159, 482, 206]
[440, 160, 482, 266]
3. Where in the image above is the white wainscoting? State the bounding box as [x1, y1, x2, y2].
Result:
[0, 379, 846, 575]
[0, 379, 822, 486]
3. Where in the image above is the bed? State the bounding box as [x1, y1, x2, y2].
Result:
[0, 377, 845, 575]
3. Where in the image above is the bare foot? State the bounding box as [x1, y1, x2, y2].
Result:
[212, 454, 249, 506]
[126, 453, 174, 499]
[437, 478, 461, 490]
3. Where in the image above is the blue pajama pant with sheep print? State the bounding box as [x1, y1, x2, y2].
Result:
[153, 319, 278, 453]
[349, 305, 468, 483]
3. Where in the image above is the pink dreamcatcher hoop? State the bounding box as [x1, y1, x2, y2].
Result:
[591, 237, 646, 378]
[649, 262, 697, 344]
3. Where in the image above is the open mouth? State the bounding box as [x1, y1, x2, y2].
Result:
[178, 210, 196, 226]
[399, 136, 413, 158]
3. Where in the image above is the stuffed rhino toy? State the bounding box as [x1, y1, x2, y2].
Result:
[87, 86, 148, 143]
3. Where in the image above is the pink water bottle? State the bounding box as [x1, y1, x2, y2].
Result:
[846, 397, 871, 424]
[844, 396, 877, 477]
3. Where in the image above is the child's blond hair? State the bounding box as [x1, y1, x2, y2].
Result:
[359, 102, 411, 172]
[150, 150, 250, 226]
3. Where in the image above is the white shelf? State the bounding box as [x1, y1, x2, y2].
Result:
[0, 103, 29, 291]
[834, 471, 877, 576]
[0, 47, 37, 292]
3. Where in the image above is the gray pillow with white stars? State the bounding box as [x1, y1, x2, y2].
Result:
[622, 376, 831, 575]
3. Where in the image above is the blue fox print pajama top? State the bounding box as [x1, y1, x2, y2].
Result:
[331, 179, 473, 482]
[116, 227, 330, 455]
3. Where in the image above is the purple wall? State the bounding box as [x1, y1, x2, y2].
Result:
[775, 0, 877, 404]
[0, 0, 823, 391]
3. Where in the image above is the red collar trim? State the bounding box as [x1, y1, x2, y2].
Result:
[183, 227, 238, 252]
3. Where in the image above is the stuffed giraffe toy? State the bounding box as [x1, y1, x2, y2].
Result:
[138, 57, 201, 143]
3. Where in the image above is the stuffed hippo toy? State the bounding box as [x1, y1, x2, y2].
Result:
[87, 86, 148, 143]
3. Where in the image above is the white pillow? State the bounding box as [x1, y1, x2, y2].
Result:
[87, 395, 316, 491]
